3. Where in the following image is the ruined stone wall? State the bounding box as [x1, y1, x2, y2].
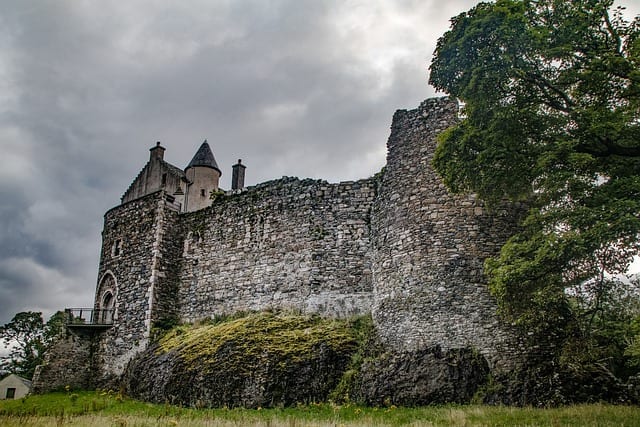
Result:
[32, 330, 96, 393]
[178, 177, 376, 321]
[371, 97, 524, 370]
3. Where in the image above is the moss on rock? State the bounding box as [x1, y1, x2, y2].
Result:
[124, 311, 363, 408]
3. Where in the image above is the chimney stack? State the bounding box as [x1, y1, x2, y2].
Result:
[231, 159, 246, 190]
[149, 141, 165, 161]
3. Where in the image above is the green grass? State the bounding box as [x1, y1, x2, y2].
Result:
[1, 391, 639, 426]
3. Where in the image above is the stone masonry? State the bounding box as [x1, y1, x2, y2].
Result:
[371, 98, 524, 370]
[179, 177, 375, 322]
[33, 97, 524, 391]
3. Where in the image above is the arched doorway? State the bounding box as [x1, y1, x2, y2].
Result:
[96, 272, 117, 324]
[101, 291, 115, 323]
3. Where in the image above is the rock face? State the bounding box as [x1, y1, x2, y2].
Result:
[483, 361, 640, 406]
[122, 312, 497, 408]
[353, 347, 490, 406]
[123, 312, 359, 408]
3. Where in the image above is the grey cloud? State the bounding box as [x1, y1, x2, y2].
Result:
[0, 0, 473, 324]
[3, 0, 634, 325]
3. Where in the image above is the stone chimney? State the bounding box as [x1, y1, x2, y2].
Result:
[150, 141, 165, 161]
[231, 159, 246, 190]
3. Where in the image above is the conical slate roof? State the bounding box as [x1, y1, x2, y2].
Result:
[187, 140, 221, 175]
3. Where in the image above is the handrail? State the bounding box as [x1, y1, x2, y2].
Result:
[65, 308, 114, 326]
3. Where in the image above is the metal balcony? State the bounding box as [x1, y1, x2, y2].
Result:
[65, 308, 114, 329]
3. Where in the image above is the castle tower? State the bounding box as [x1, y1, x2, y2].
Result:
[184, 140, 221, 212]
[371, 98, 523, 371]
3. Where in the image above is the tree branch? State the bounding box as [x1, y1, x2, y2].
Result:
[603, 9, 623, 55]
[576, 139, 640, 158]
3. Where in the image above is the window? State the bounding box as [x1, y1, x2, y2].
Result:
[200, 189, 206, 197]
[161, 173, 167, 186]
[112, 240, 122, 257]
[6, 388, 16, 399]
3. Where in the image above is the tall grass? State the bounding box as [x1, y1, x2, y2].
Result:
[1, 391, 639, 426]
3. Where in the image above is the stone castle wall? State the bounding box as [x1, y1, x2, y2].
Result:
[32, 329, 97, 393]
[90, 177, 376, 380]
[34, 97, 526, 392]
[371, 98, 523, 369]
[178, 177, 376, 321]
[95, 192, 174, 378]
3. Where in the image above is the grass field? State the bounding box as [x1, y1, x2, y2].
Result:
[1, 391, 639, 426]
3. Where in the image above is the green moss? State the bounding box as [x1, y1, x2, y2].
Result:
[208, 189, 225, 203]
[329, 315, 380, 403]
[158, 311, 359, 375]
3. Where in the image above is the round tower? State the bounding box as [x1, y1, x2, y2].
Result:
[371, 98, 524, 371]
[184, 140, 221, 212]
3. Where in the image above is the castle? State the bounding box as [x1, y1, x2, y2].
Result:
[33, 97, 523, 392]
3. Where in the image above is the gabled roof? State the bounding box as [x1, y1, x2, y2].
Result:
[18, 375, 32, 388]
[0, 373, 32, 388]
[162, 160, 186, 180]
[187, 140, 221, 176]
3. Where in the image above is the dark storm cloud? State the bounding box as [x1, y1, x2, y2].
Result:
[2, 0, 636, 325]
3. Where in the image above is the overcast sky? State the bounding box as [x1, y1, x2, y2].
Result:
[1, 0, 639, 326]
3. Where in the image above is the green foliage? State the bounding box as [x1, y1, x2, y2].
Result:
[624, 324, 640, 368]
[430, 0, 640, 372]
[0, 311, 65, 379]
[2, 392, 640, 426]
[209, 189, 225, 203]
[329, 315, 380, 403]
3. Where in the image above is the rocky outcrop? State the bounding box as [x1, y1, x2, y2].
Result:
[120, 311, 508, 408]
[122, 312, 359, 408]
[352, 347, 490, 406]
[483, 360, 640, 406]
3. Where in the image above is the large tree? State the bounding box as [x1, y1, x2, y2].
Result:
[429, 0, 640, 359]
[0, 311, 65, 379]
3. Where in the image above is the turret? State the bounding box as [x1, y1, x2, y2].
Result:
[184, 140, 221, 212]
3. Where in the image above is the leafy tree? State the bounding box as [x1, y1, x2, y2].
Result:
[429, 0, 640, 368]
[0, 311, 65, 379]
